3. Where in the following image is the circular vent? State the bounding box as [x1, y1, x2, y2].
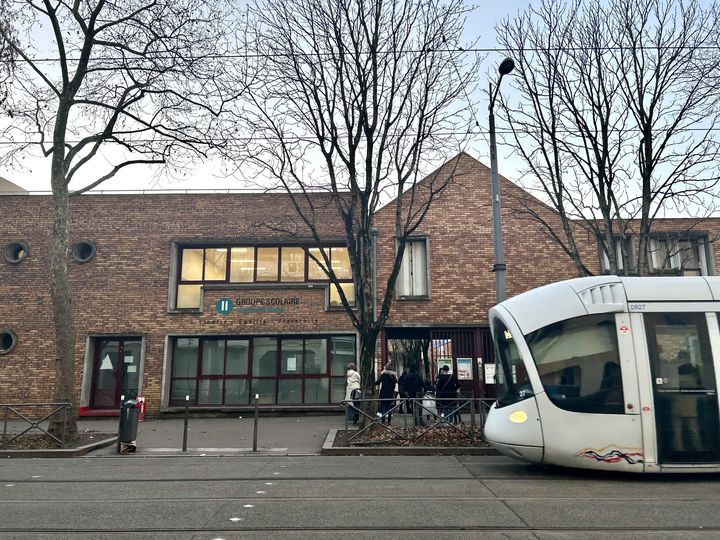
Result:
[5, 242, 28, 264]
[0, 329, 17, 355]
[72, 241, 96, 263]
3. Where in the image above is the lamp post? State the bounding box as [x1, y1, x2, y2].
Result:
[489, 57, 514, 303]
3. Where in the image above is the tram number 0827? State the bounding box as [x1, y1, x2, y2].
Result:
[629, 303, 646, 311]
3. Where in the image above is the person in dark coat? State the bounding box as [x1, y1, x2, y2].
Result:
[403, 363, 428, 426]
[397, 367, 409, 413]
[435, 365, 460, 422]
[375, 364, 398, 425]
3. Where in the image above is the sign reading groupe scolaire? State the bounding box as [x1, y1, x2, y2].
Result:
[215, 296, 301, 316]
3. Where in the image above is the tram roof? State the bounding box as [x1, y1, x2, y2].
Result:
[494, 276, 720, 336]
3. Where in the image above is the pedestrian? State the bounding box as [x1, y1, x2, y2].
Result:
[345, 362, 361, 425]
[375, 363, 398, 425]
[403, 363, 428, 426]
[398, 366, 409, 413]
[435, 364, 460, 422]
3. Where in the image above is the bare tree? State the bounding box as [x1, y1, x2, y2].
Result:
[0, 0, 233, 438]
[0, 0, 16, 107]
[497, 0, 720, 276]
[232, 0, 480, 402]
[612, 0, 720, 274]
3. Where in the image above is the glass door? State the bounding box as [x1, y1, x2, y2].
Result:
[645, 313, 720, 464]
[90, 338, 142, 408]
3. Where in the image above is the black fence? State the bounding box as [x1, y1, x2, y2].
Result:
[341, 395, 495, 445]
[1, 403, 72, 448]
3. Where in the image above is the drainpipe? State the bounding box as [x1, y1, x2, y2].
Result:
[370, 228, 379, 323]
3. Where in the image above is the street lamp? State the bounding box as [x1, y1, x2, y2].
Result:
[488, 57, 514, 303]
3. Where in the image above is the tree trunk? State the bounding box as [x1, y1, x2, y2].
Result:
[48, 166, 78, 440]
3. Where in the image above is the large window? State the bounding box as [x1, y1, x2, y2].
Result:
[599, 236, 633, 274]
[599, 234, 711, 276]
[169, 335, 355, 406]
[526, 313, 624, 414]
[493, 319, 534, 408]
[174, 244, 354, 309]
[396, 238, 429, 298]
[649, 235, 709, 276]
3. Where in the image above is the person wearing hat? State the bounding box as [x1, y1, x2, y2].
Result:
[435, 364, 461, 422]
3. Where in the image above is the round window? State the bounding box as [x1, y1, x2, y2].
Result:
[5, 242, 28, 264]
[0, 329, 17, 354]
[72, 241, 96, 263]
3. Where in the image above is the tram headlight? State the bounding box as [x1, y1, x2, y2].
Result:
[509, 410, 528, 424]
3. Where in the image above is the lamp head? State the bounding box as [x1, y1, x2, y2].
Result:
[498, 57, 515, 76]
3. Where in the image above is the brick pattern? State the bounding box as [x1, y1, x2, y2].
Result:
[1, 154, 719, 413]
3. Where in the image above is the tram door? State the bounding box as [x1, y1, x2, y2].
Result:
[645, 313, 720, 464]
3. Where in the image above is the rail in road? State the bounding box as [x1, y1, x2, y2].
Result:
[1, 455, 719, 538]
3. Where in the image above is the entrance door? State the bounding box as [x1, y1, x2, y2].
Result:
[90, 338, 142, 408]
[645, 313, 720, 464]
[429, 329, 477, 396]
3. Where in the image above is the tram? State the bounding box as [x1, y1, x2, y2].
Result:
[485, 276, 720, 473]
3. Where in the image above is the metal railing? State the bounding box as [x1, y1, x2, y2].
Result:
[341, 396, 495, 445]
[1, 403, 72, 449]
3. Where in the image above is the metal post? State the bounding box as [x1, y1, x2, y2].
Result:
[470, 398, 476, 438]
[253, 394, 259, 452]
[182, 395, 189, 452]
[117, 394, 125, 454]
[3, 406, 7, 444]
[489, 82, 507, 304]
[62, 404, 67, 446]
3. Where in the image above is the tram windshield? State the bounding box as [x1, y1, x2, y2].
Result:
[526, 313, 624, 414]
[493, 319, 534, 407]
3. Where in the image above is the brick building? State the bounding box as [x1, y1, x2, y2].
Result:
[1, 153, 718, 415]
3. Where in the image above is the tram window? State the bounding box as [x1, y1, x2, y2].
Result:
[526, 313, 624, 414]
[493, 319, 534, 407]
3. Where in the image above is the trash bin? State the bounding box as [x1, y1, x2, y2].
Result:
[118, 398, 139, 454]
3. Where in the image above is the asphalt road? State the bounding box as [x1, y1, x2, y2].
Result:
[1, 454, 719, 539]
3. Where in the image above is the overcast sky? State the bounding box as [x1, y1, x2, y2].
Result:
[1, 0, 537, 193]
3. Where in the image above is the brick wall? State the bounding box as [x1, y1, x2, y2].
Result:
[2, 153, 719, 413]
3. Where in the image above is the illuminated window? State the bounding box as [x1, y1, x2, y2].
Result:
[330, 247, 352, 280]
[204, 248, 227, 281]
[281, 247, 306, 282]
[256, 247, 279, 281]
[307, 247, 329, 280]
[230, 247, 254, 282]
[173, 243, 354, 310]
[330, 282, 355, 307]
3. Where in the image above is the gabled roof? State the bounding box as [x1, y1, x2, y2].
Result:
[0, 177, 27, 194]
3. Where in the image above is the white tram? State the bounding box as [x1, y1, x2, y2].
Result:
[485, 276, 720, 473]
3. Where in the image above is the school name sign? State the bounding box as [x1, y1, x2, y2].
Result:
[215, 296, 301, 315]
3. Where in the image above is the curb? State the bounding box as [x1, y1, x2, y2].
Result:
[321, 428, 500, 456]
[0, 436, 117, 459]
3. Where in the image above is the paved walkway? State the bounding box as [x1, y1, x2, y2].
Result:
[79, 414, 348, 456]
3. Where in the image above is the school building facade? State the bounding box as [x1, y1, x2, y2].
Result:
[1, 153, 718, 416]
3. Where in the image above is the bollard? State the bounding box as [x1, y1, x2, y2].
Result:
[253, 394, 259, 452]
[470, 399, 476, 438]
[182, 395, 189, 452]
[117, 394, 125, 454]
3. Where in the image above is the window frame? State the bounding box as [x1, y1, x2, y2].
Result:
[648, 234, 710, 276]
[168, 334, 352, 406]
[526, 313, 625, 415]
[395, 236, 430, 299]
[172, 242, 354, 310]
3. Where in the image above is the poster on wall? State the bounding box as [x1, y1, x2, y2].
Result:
[457, 357, 473, 380]
[438, 358, 453, 373]
[484, 364, 496, 384]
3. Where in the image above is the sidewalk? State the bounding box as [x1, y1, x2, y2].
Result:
[79, 414, 348, 456]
